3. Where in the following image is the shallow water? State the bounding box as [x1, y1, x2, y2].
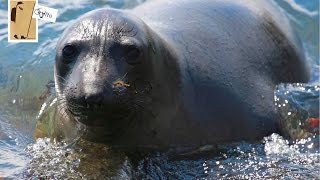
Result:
[0, 0, 319, 179]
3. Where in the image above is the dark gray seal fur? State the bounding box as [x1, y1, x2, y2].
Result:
[50, 0, 310, 148]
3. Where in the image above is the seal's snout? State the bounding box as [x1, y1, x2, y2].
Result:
[81, 84, 114, 107]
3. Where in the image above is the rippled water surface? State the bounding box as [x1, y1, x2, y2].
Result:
[0, 0, 319, 179]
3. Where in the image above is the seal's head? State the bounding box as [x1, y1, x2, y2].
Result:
[54, 9, 179, 144]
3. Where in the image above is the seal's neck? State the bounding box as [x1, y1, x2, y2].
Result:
[149, 28, 181, 101]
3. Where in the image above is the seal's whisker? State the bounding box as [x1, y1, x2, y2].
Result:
[103, 80, 114, 90]
[120, 72, 128, 82]
[55, 75, 68, 84]
[61, 100, 86, 110]
[55, 75, 78, 90]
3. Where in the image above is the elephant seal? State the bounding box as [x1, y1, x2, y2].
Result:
[39, 0, 310, 148]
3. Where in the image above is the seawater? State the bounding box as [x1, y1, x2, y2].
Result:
[0, 0, 319, 179]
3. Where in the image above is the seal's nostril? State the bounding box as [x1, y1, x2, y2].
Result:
[85, 93, 103, 105]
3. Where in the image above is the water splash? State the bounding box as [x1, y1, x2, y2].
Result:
[134, 133, 319, 179]
[275, 83, 319, 140]
[24, 138, 84, 179]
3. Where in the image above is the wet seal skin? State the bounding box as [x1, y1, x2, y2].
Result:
[35, 0, 310, 148]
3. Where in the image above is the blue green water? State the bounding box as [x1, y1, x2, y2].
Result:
[0, 0, 319, 179]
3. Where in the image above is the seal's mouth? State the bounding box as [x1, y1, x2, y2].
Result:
[70, 103, 134, 126]
[67, 101, 138, 143]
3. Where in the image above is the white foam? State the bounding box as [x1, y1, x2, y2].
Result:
[283, 0, 318, 16]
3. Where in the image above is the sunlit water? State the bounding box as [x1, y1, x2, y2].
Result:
[0, 0, 319, 179]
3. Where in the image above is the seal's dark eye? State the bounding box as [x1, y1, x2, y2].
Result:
[127, 48, 140, 58]
[125, 46, 141, 65]
[62, 44, 78, 61]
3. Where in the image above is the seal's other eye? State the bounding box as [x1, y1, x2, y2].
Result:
[125, 46, 141, 65]
[62, 44, 78, 62]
